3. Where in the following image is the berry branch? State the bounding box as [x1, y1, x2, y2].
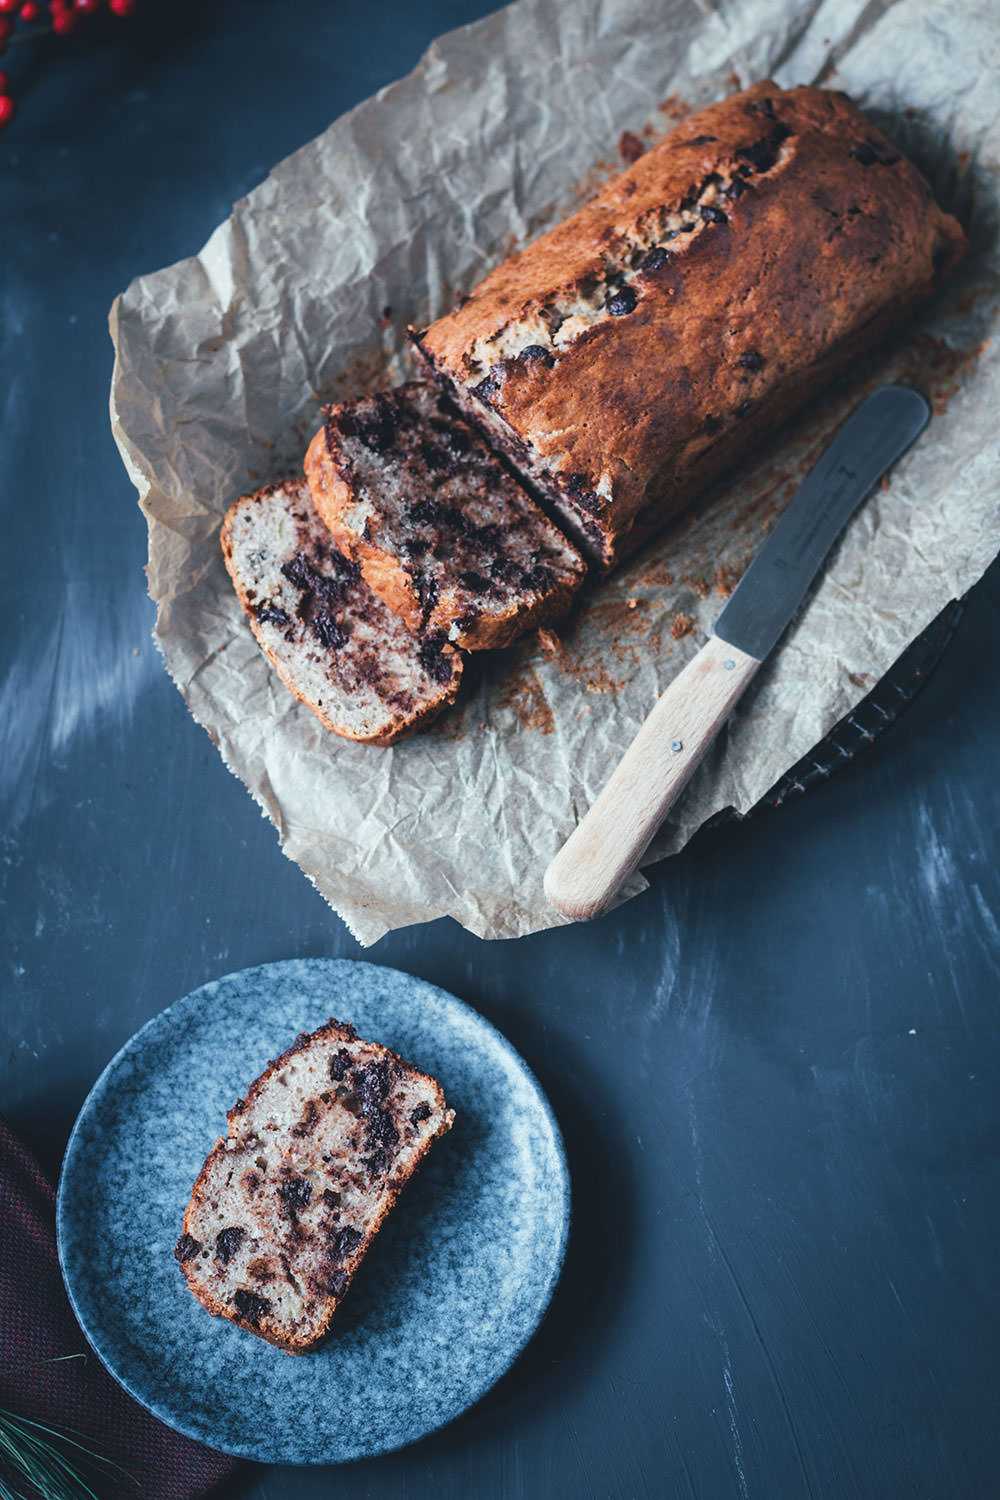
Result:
[0, 0, 137, 128]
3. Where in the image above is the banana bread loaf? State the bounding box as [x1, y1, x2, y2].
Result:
[175, 1018, 454, 1353]
[304, 383, 586, 650]
[413, 81, 966, 570]
[221, 478, 462, 745]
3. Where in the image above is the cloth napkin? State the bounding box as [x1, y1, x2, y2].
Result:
[0, 1116, 240, 1500]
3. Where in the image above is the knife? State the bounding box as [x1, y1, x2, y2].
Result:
[544, 385, 930, 922]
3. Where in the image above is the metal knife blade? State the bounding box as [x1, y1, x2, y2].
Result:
[544, 384, 931, 922]
[715, 384, 929, 661]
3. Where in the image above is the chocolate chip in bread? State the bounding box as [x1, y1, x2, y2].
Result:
[175, 1019, 455, 1353]
[304, 382, 586, 650]
[221, 477, 462, 745]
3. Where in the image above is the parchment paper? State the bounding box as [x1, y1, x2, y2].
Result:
[110, 0, 1000, 944]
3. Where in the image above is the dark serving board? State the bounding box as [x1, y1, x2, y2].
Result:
[715, 596, 968, 825]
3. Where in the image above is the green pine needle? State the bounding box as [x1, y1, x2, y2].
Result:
[0, 1408, 136, 1500]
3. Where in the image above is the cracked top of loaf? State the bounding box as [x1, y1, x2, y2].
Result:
[415, 82, 965, 569]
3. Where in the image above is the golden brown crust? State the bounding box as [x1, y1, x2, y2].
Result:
[416, 82, 966, 570]
[454, 570, 583, 651]
[303, 426, 353, 524]
[178, 1020, 455, 1354]
[304, 427, 428, 634]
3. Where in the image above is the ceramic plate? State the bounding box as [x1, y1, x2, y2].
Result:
[57, 959, 569, 1463]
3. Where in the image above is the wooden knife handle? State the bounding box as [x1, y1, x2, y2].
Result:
[544, 635, 761, 922]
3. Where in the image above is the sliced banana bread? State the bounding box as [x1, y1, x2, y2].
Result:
[221, 478, 462, 745]
[175, 1019, 455, 1353]
[303, 382, 586, 651]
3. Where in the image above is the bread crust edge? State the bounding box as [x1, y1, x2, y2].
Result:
[177, 1018, 456, 1354]
[305, 416, 587, 650]
[220, 490, 462, 746]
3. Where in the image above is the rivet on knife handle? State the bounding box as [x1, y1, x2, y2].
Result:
[544, 385, 931, 922]
[544, 637, 760, 921]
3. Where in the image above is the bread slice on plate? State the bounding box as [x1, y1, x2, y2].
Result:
[221, 478, 462, 746]
[175, 1018, 455, 1353]
[303, 382, 586, 651]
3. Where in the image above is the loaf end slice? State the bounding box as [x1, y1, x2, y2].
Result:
[175, 1019, 455, 1353]
[304, 382, 586, 651]
[221, 478, 462, 745]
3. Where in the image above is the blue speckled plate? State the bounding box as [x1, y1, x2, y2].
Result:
[56, 959, 569, 1464]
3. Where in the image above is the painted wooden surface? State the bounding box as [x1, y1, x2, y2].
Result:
[3, 5, 999, 1497]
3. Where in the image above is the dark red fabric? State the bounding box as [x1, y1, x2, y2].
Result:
[0, 1116, 240, 1500]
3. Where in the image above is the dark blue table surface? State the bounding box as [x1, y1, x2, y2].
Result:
[3, 5, 999, 1497]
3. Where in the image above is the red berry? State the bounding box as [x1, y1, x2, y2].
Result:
[0, 17, 12, 39]
[0, 0, 18, 14]
[49, 0, 69, 12]
[0, 94, 15, 128]
[109, 0, 135, 14]
[51, 7, 76, 28]
[0, 68, 8, 89]
[74, 0, 99, 9]
[21, 0, 42, 17]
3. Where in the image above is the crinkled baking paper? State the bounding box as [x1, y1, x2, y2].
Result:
[110, 0, 1000, 942]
